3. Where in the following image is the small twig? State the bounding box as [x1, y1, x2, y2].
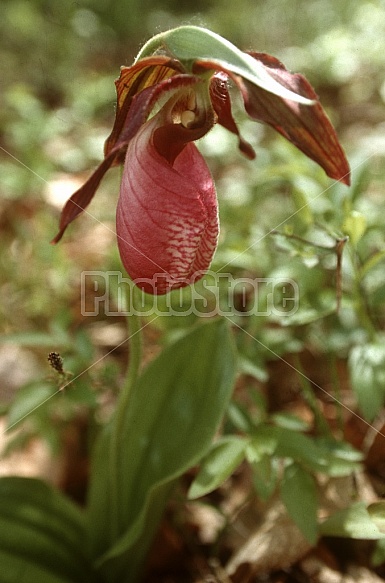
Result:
[271, 230, 349, 313]
[270, 230, 334, 252]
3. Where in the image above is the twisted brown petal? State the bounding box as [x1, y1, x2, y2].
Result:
[104, 56, 184, 162]
[51, 73, 198, 244]
[194, 56, 350, 184]
[240, 53, 350, 184]
[210, 72, 256, 160]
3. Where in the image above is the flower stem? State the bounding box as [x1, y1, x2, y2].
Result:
[121, 283, 143, 404]
[110, 282, 143, 539]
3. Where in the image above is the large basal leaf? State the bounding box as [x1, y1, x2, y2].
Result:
[0, 477, 98, 583]
[87, 318, 236, 583]
[136, 26, 314, 105]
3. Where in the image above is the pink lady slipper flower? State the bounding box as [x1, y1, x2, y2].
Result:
[52, 26, 350, 294]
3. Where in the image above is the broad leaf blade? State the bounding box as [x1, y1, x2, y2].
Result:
[0, 477, 97, 583]
[87, 319, 236, 582]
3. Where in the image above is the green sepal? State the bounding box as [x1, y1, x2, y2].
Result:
[136, 26, 314, 105]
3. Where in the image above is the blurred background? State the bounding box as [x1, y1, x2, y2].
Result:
[1, 0, 385, 466]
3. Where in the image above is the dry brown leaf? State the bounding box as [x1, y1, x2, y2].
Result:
[301, 556, 385, 583]
[226, 499, 312, 581]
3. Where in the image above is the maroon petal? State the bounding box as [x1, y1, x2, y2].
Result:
[239, 53, 350, 184]
[104, 56, 184, 161]
[210, 73, 256, 160]
[116, 111, 219, 295]
[194, 56, 350, 184]
[50, 154, 117, 244]
[51, 74, 199, 244]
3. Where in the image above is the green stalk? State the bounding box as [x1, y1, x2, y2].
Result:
[121, 283, 143, 403]
[110, 282, 143, 539]
[349, 246, 377, 341]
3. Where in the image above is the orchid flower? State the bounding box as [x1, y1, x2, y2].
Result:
[52, 26, 350, 295]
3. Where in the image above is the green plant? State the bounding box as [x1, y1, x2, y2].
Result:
[2, 23, 385, 583]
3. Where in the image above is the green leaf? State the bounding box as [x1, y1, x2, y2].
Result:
[226, 401, 255, 433]
[271, 412, 310, 431]
[342, 210, 367, 246]
[349, 343, 385, 421]
[249, 425, 357, 477]
[247, 426, 279, 461]
[281, 462, 318, 544]
[87, 319, 236, 583]
[250, 427, 361, 478]
[251, 456, 279, 501]
[188, 436, 247, 499]
[280, 304, 336, 326]
[368, 502, 385, 534]
[136, 26, 314, 105]
[320, 502, 385, 540]
[266, 425, 329, 472]
[372, 538, 385, 566]
[0, 331, 69, 348]
[6, 382, 56, 429]
[291, 183, 313, 227]
[314, 439, 363, 477]
[360, 248, 385, 279]
[0, 477, 97, 583]
[238, 356, 268, 382]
